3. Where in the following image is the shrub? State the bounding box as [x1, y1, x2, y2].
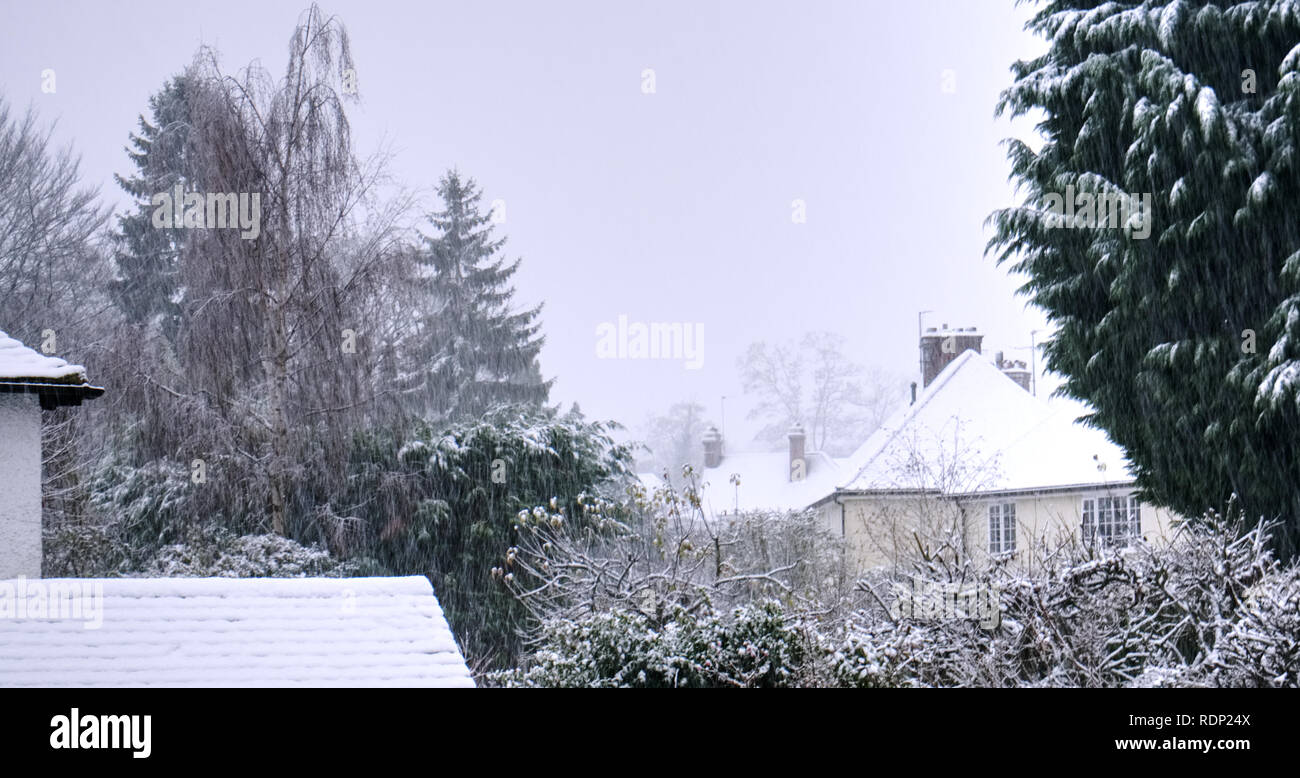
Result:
[488, 601, 809, 688]
[136, 526, 358, 578]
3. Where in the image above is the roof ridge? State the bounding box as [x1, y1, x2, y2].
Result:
[838, 350, 992, 488]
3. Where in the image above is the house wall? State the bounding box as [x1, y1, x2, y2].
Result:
[966, 491, 1178, 569]
[832, 488, 1180, 574]
[0, 393, 41, 578]
[835, 494, 967, 576]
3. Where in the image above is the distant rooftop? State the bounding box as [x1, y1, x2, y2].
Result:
[699, 449, 842, 515]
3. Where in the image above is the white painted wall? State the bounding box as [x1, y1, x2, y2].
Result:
[834, 488, 1181, 574]
[0, 393, 41, 578]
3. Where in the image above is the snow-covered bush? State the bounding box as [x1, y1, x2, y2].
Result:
[43, 457, 197, 577]
[826, 618, 991, 688]
[135, 526, 358, 578]
[498, 473, 862, 637]
[43, 522, 131, 578]
[341, 406, 635, 669]
[46, 454, 270, 577]
[487, 601, 809, 688]
[825, 515, 1290, 688]
[89, 457, 195, 547]
[492, 475, 865, 686]
[500, 488, 1300, 687]
[1203, 565, 1300, 688]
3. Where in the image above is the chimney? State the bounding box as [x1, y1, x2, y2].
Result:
[702, 425, 723, 468]
[1000, 359, 1032, 392]
[910, 382, 917, 405]
[787, 424, 806, 482]
[919, 324, 984, 387]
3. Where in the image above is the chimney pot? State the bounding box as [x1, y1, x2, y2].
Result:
[919, 319, 984, 388]
[999, 360, 1032, 392]
[702, 425, 723, 468]
[787, 424, 806, 482]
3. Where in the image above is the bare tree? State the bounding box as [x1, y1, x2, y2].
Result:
[848, 419, 1004, 581]
[635, 400, 710, 484]
[0, 98, 120, 552]
[738, 331, 904, 455]
[0, 98, 112, 340]
[498, 475, 864, 637]
[174, 4, 411, 536]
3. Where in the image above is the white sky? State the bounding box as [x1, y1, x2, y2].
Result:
[0, 0, 1053, 452]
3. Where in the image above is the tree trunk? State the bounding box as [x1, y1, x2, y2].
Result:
[265, 293, 291, 536]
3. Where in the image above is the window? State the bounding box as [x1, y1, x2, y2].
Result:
[1082, 495, 1141, 548]
[989, 502, 1016, 553]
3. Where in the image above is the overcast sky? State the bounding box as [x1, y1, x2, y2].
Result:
[0, 0, 1051, 453]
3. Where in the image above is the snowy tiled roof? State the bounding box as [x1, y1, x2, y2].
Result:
[0, 330, 88, 382]
[0, 576, 475, 687]
[835, 351, 1133, 496]
[701, 450, 842, 515]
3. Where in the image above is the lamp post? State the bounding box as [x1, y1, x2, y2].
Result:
[1030, 330, 1040, 397]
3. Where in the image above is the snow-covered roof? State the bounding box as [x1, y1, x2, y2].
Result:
[635, 472, 667, 493]
[0, 330, 103, 407]
[834, 351, 1133, 496]
[922, 326, 984, 338]
[701, 449, 842, 515]
[0, 576, 474, 687]
[0, 331, 88, 382]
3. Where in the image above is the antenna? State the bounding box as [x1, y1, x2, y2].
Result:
[917, 310, 933, 383]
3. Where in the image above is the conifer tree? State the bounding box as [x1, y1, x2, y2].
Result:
[111, 76, 196, 334]
[404, 170, 551, 420]
[989, 0, 1300, 555]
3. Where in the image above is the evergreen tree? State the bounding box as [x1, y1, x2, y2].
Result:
[404, 170, 551, 420]
[344, 406, 634, 668]
[111, 76, 197, 335]
[989, 0, 1300, 555]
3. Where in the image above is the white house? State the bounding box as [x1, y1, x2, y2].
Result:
[670, 324, 1178, 572]
[811, 348, 1178, 572]
[0, 330, 474, 688]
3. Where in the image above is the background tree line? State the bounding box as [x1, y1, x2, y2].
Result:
[0, 5, 629, 669]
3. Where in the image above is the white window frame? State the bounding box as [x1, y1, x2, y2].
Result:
[988, 502, 1016, 554]
[1081, 494, 1141, 548]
